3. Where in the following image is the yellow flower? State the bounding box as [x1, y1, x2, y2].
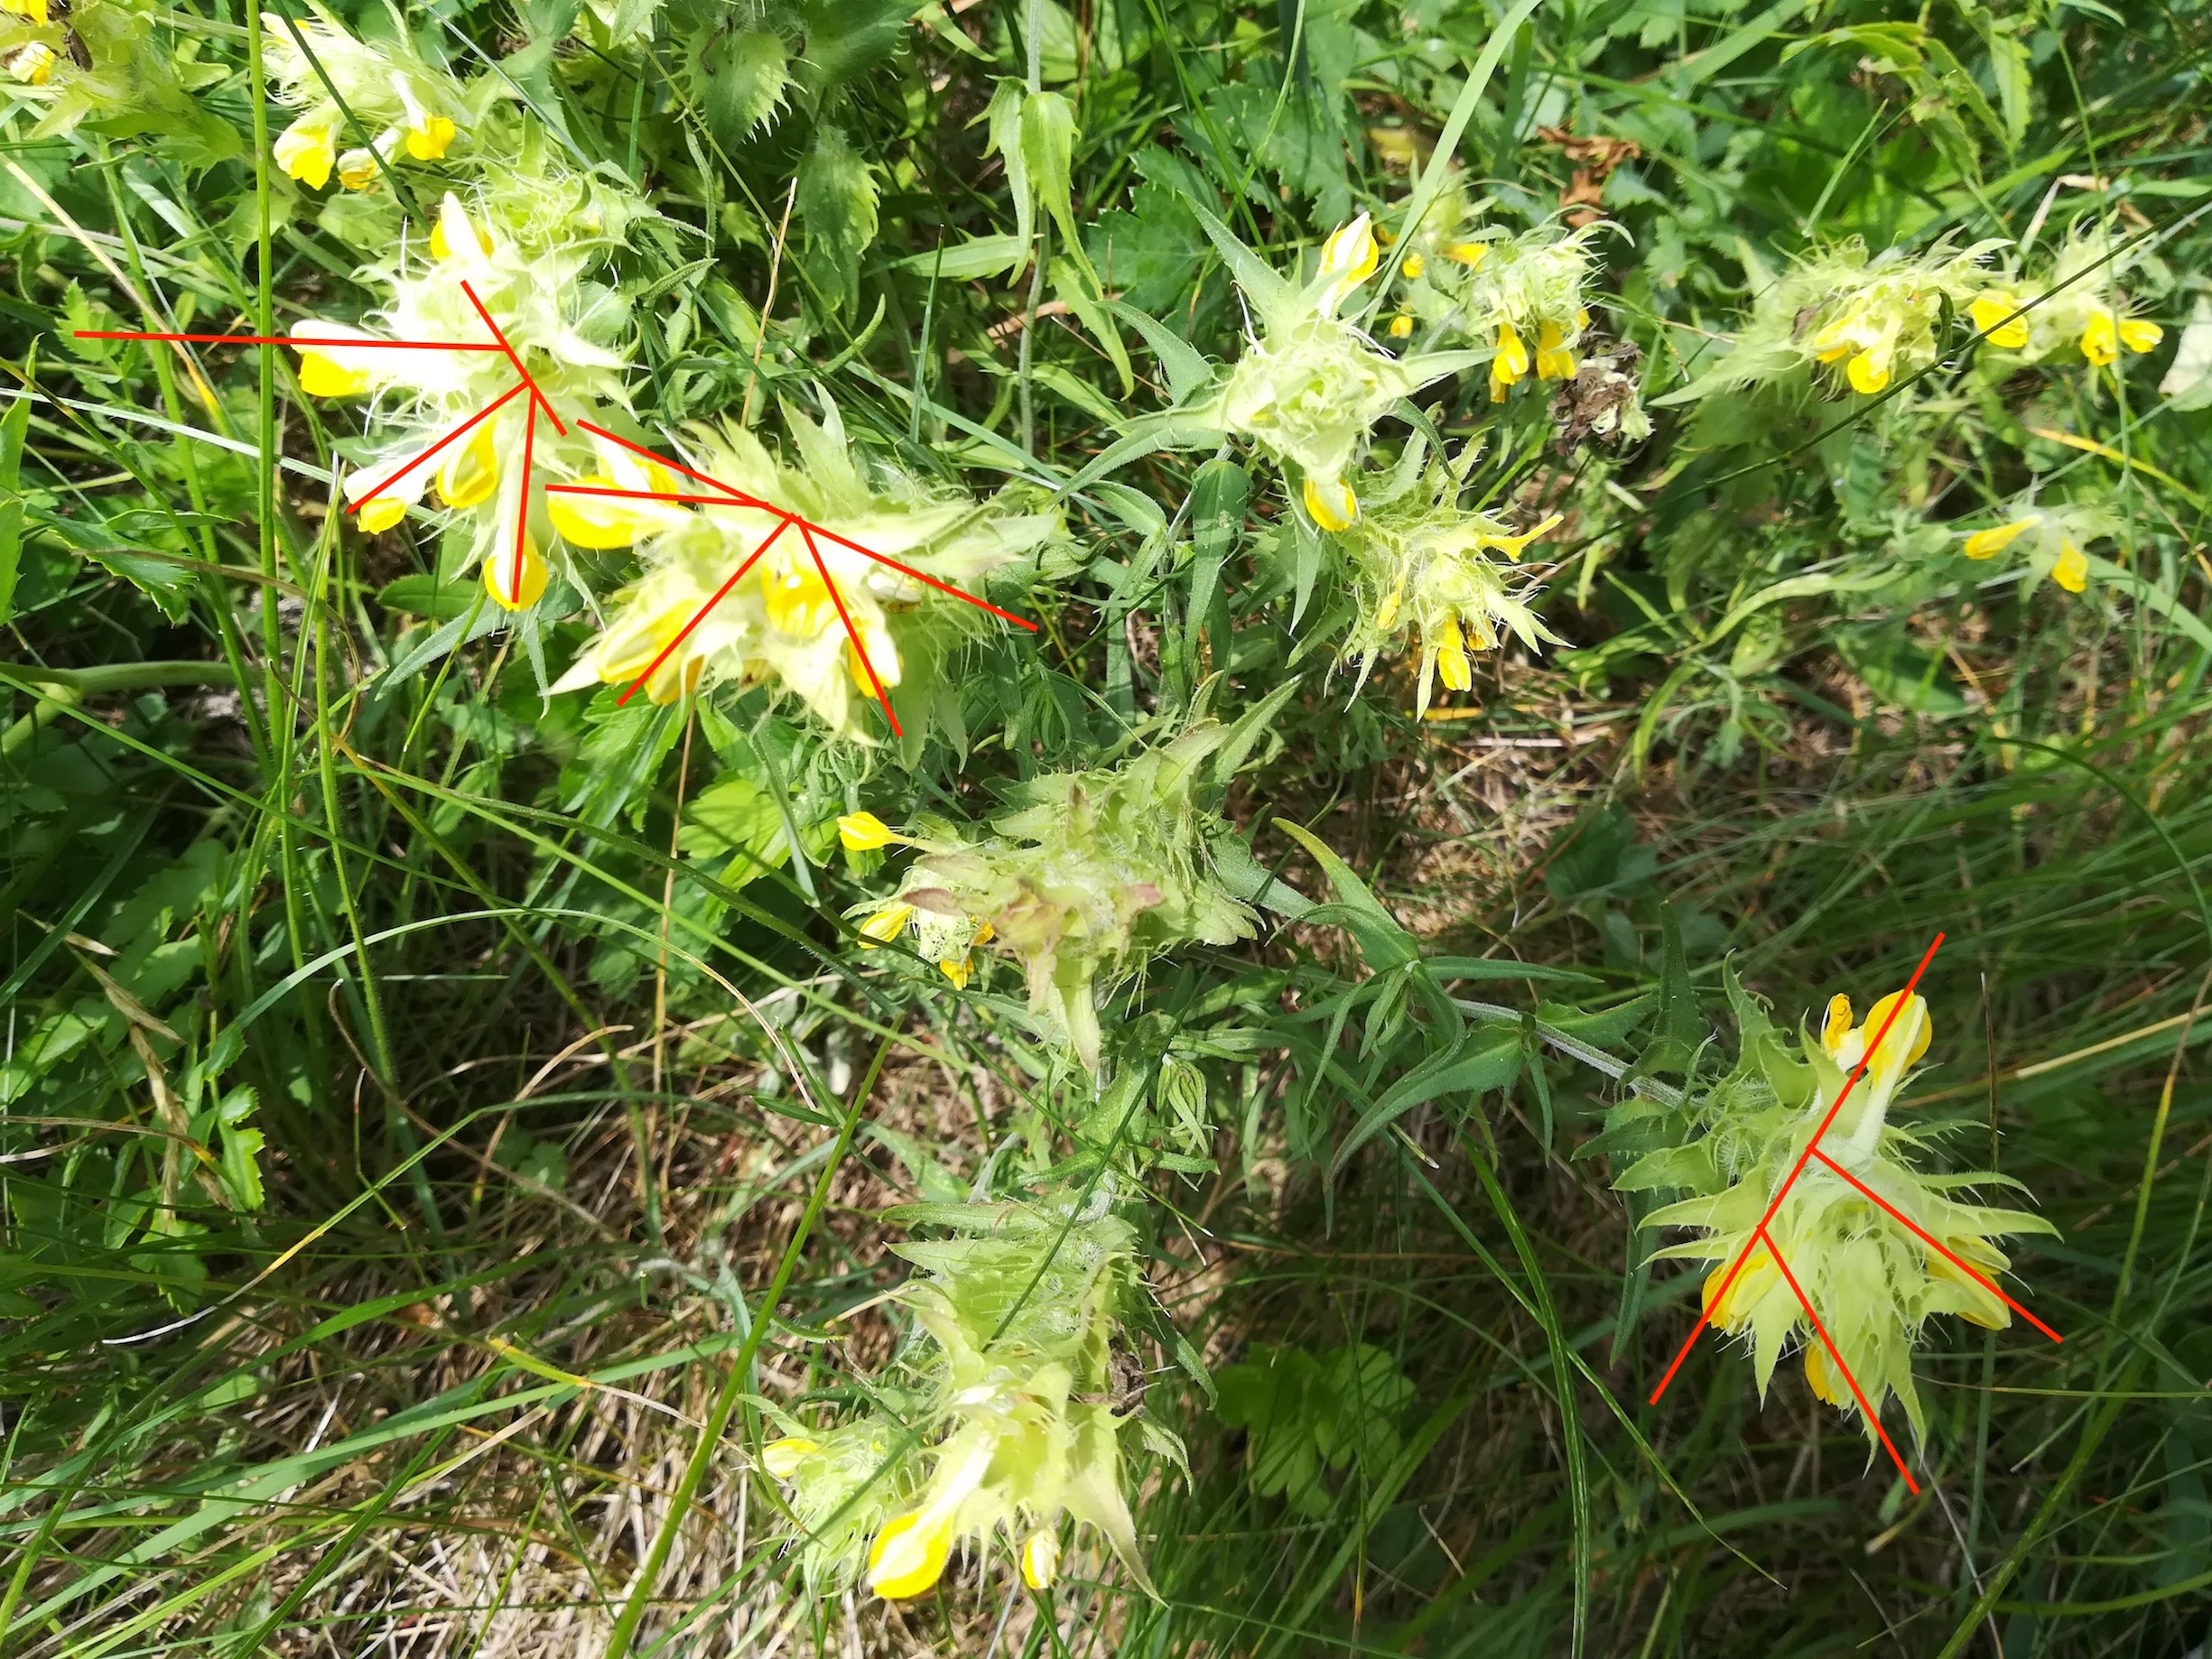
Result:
[2051, 539, 2088, 594]
[1303, 474, 1359, 533]
[1489, 322, 1529, 402]
[1701, 1240, 1779, 1331]
[1967, 293, 2030, 350]
[274, 114, 339, 191]
[428, 208, 495, 262]
[1475, 512, 1565, 563]
[1962, 517, 2037, 560]
[837, 811, 905, 852]
[293, 326, 377, 398]
[760, 1436, 819, 1478]
[356, 496, 407, 534]
[1846, 348, 1891, 394]
[1388, 312, 1412, 339]
[336, 147, 379, 191]
[1432, 616, 1470, 691]
[1535, 320, 1576, 381]
[2080, 310, 2118, 366]
[1318, 214, 1379, 287]
[546, 472, 673, 551]
[395, 80, 457, 160]
[1803, 1341, 1848, 1407]
[866, 1507, 953, 1600]
[2119, 317, 2163, 354]
[1444, 241, 1488, 267]
[938, 957, 973, 989]
[1020, 1528, 1060, 1589]
[1401, 251, 1426, 282]
[0, 0, 50, 24]
[5, 42, 55, 85]
[437, 424, 499, 510]
[482, 536, 548, 612]
[858, 903, 915, 945]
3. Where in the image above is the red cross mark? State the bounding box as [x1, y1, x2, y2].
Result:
[79, 319, 1037, 725]
[1646, 932, 2062, 1492]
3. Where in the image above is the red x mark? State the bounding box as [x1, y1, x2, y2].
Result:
[1645, 932, 2062, 1490]
[82, 319, 1035, 726]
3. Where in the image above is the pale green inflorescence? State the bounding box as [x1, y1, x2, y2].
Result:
[761, 1191, 1172, 1602]
[844, 726, 1258, 1070]
[1606, 970, 2054, 1451]
[553, 395, 1063, 735]
[1334, 432, 1562, 713]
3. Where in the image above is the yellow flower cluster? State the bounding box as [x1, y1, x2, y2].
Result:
[265, 8, 469, 194]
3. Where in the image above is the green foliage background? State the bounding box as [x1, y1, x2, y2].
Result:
[5, 0, 2212, 1652]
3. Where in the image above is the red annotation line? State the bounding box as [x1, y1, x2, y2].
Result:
[575, 418, 770, 511]
[459, 280, 566, 436]
[1650, 932, 1947, 1407]
[77, 330, 507, 352]
[352, 383, 527, 508]
[559, 424, 1036, 724]
[513, 399, 537, 605]
[1760, 1226, 1920, 1494]
[1808, 1146, 2064, 1345]
[802, 523, 903, 738]
[616, 519, 791, 707]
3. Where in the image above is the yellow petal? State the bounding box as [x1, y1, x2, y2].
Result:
[858, 903, 914, 945]
[548, 475, 658, 551]
[938, 957, 972, 989]
[1020, 1528, 1060, 1589]
[1388, 313, 1412, 339]
[1821, 993, 1853, 1055]
[274, 116, 336, 190]
[1373, 581, 1403, 631]
[760, 1436, 818, 1479]
[355, 495, 407, 534]
[438, 424, 499, 510]
[1319, 215, 1378, 287]
[2080, 310, 2118, 366]
[2119, 317, 2163, 354]
[1445, 241, 1488, 267]
[1962, 517, 2037, 560]
[296, 349, 372, 398]
[405, 115, 457, 161]
[0, 0, 51, 24]
[1477, 512, 1565, 562]
[838, 811, 903, 852]
[336, 148, 379, 191]
[1401, 251, 1425, 282]
[1434, 617, 1471, 691]
[867, 1509, 953, 1600]
[483, 536, 548, 612]
[1846, 349, 1890, 394]
[1803, 1342, 1848, 1407]
[1303, 474, 1358, 533]
[1702, 1246, 1774, 1331]
[970, 920, 995, 946]
[2052, 539, 2089, 594]
[1537, 320, 1576, 380]
[1860, 989, 1931, 1072]
[1493, 322, 1529, 383]
[1967, 294, 2029, 350]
